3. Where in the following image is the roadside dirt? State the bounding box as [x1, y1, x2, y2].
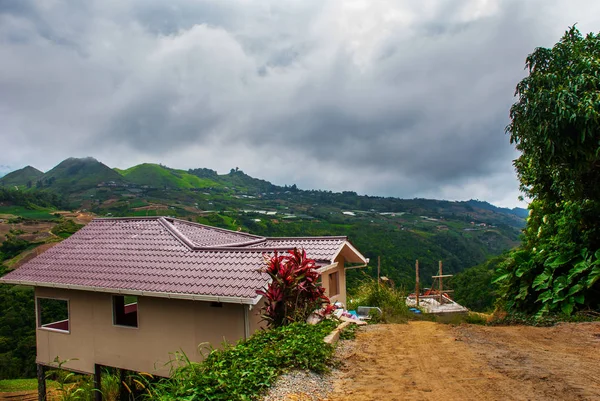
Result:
[328, 321, 600, 401]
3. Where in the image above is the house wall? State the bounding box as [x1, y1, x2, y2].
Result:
[35, 287, 264, 376]
[248, 298, 266, 334]
[321, 255, 347, 306]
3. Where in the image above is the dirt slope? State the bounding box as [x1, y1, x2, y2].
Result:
[329, 321, 600, 401]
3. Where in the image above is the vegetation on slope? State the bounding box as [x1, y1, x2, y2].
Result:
[497, 27, 600, 316]
[0, 188, 66, 210]
[347, 276, 410, 323]
[0, 285, 37, 379]
[453, 255, 505, 312]
[39, 157, 127, 194]
[115, 164, 220, 190]
[0, 166, 43, 189]
[140, 321, 337, 401]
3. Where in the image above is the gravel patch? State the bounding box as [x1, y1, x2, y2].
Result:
[262, 369, 335, 401]
[262, 324, 380, 401]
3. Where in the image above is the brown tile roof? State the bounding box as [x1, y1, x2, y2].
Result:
[247, 238, 346, 261]
[1, 217, 361, 303]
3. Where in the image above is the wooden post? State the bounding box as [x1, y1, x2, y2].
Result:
[119, 369, 128, 401]
[377, 256, 381, 286]
[37, 364, 46, 401]
[94, 364, 103, 401]
[415, 260, 420, 307]
[438, 260, 443, 304]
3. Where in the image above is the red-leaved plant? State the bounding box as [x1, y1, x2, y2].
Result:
[257, 248, 329, 327]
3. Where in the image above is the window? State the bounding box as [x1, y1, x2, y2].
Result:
[113, 295, 138, 328]
[37, 298, 69, 332]
[329, 272, 339, 296]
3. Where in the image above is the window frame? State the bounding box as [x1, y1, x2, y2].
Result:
[36, 296, 71, 334]
[329, 271, 340, 297]
[112, 295, 139, 329]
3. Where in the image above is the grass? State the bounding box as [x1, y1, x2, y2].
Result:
[0, 205, 58, 220]
[487, 310, 600, 327]
[116, 164, 220, 190]
[348, 276, 411, 323]
[0, 378, 58, 392]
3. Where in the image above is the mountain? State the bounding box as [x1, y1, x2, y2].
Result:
[115, 163, 220, 190]
[0, 157, 526, 287]
[38, 157, 128, 193]
[0, 166, 43, 188]
[465, 199, 528, 220]
[206, 169, 282, 193]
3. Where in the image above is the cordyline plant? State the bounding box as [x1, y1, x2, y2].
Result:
[257, 248, 329, 327]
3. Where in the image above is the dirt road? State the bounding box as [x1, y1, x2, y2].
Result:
[329, 321, 600, 401]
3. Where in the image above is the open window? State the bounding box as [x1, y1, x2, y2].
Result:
[113, 295, 138, 328]
[329, 271, 339, 296]
[37, 298, 69, 332]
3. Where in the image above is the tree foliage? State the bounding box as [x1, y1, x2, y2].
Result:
[498, 27, 600, 315]
[453, 255, 505, 312]
[257, 249, 329, 327]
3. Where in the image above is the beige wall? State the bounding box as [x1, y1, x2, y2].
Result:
[35, 287, 264, 376]
[248, 298, 266, 334]
[321, 256, 347, 306]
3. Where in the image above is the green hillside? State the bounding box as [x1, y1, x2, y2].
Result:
[38, 157, 127, 193]
[0, 157, 525, 288]
[194, 168, 281, 194]
[115, 163, 220, 189]
[0, 166, 43, 188]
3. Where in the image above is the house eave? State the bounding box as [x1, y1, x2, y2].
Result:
[316, 262, 339, 274]
[1, 279, 261, 305]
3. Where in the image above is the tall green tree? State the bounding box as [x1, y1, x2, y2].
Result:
[498, 26, 600, 315]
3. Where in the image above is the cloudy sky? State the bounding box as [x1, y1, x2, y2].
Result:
[1, 0, 599, 208]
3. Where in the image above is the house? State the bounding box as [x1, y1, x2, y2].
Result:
[0, 217, 367, 380]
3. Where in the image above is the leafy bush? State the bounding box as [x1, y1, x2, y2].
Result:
[257, 249, 329, 327]
[453, 255, 506, 312]
[0, 285, 36, 379]
[500, 26, 600, 317]
[142, 320, 337, 401]
[0, 235, 32, 262]
[339, 323, 360, 340]
[46, 358, 96, 401]
[348, 276, 409, 323]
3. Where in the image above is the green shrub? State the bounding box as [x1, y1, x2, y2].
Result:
[51, 220, 84, 239]
[488, 310, 599, 327]
[142, 320, 337, 401]
[348, 276, 410, 323]
[339, 323, 359, 340]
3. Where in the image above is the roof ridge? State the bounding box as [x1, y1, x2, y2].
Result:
[188, 246, 309, 252]
[95, 216, 163, 221]
[166, 217, 265, 239]
[265, 236, 348, 240]
[157, 217, 196, 250]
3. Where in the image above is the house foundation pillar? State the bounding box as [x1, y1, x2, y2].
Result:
[119, 368, 129, 401]
[94, 364, 102, 401]
[37, 364, 46, 401]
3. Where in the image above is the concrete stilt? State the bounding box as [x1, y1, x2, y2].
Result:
[37, 364, 46, 401]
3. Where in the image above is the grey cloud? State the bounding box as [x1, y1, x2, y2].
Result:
[1, 0, 599, 207]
